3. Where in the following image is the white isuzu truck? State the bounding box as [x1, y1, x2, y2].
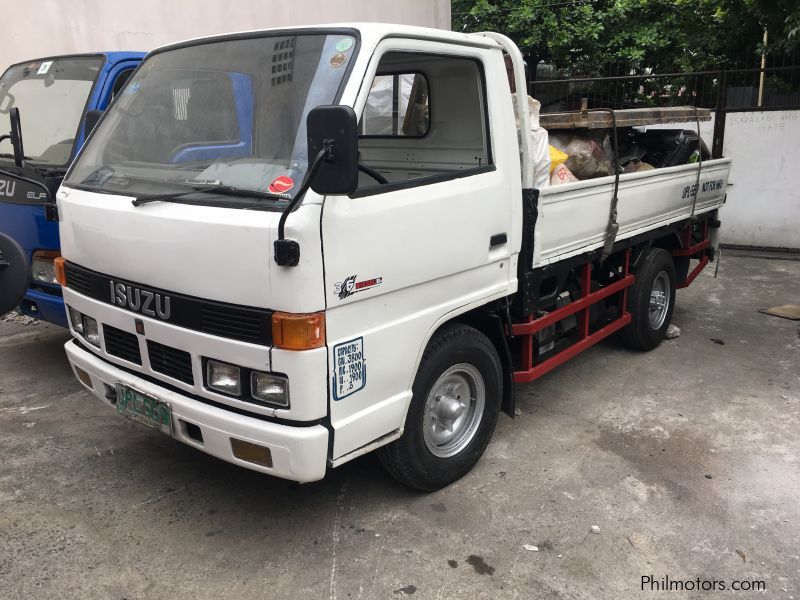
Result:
[53, 24, 730, 490]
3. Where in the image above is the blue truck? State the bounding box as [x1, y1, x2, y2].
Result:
[0, 52, 145, 325]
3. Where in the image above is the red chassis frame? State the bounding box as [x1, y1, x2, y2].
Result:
[672, 219, 711, 289]
[511, 221, 712, 384]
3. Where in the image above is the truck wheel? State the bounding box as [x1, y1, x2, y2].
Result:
[621, 248, 676, 351]
[0, 234, 29, 316]
[378, 323, 502, 491]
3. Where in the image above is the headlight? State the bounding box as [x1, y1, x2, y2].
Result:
[67, 305, 84, 334]
[66, 305, 100, 347]
[83, 316, 100, 347]
[206, 360, 241, 396]
[250, 371, 289, 407]
[31, 251, 60, 284]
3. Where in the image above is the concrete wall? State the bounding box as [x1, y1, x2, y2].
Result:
[718, 110, 800, 249]
[1, 0, 450, 72]
[649, 110, 799, 250]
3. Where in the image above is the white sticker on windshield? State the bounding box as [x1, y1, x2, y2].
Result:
[37, 61, 53, 75]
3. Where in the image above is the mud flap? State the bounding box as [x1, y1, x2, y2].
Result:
[486, 312, 515, 418]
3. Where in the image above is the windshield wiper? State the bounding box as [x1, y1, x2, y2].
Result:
[131, 183, 288, 207]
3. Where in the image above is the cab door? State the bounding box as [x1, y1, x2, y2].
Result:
[321, 40, 520, 461]
[76, 59, 140, 150]
[96, 60, 141, 110]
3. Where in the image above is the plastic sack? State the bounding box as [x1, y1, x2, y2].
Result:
[550, 133, 612, 180]
[528, 97, 550, 188]
[515, 96, 551, 188]
[530, 128, 551, 189]
[565, 139, 610, 179]
[549, 146, 568, 173]
[550, 162, 578, 186]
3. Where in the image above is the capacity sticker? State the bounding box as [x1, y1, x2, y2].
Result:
[333, 337, 366, 400]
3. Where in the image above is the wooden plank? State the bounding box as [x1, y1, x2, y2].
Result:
[540, 106, 712, 130]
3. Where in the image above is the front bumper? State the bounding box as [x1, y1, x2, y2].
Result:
[65, 340, 329, 483]
[20, 287, 67, 327]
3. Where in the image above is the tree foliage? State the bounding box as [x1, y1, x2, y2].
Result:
[451, 0, 798, 74]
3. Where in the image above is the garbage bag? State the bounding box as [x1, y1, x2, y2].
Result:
[515, 96, 551, 189]
[549, 146, 568, 173]
[531, 126, 551, 189]
[635, 129, 710, 168]
[549, 133, 612, 180]
[550, 162, 579, 185]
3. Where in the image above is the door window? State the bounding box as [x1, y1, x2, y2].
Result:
[361, 73, 429, 137]
[355, 52, 491, 195]
[111, 68, 135, 100]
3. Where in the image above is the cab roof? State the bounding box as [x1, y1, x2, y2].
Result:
[4, 51, 146, 71]
[150, 22, 500, 57]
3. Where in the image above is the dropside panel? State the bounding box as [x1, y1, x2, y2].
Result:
[534, 158, 731, 267]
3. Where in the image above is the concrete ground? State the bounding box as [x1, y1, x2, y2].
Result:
[1, 251, 798, 600]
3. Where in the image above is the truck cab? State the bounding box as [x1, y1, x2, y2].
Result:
[55, 25, 728, 490]
[0, 52, 145, 325]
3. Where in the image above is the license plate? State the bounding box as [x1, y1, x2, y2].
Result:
[115, 383, 172, 435]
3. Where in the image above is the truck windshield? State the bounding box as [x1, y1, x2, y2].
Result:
[65, 33, 357, 205]
[0, 56, 103, 166]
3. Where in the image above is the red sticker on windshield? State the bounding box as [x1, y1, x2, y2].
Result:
[268, 176, 295, 194]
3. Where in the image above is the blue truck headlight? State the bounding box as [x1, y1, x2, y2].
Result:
[31, 254, 59, 284]
[250, 372, 289, 407]
[206, 360, 241, 396]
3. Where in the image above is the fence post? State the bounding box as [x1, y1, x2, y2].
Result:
[712, 68, 727, 159]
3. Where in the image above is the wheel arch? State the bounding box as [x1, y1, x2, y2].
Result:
[408, 298, 515, 421]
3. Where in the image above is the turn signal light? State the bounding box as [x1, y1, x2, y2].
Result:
[272, 311, 325, 350]
[53, 257, 67, 287]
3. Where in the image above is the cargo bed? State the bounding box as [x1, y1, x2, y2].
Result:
[531, 158, 731, 267]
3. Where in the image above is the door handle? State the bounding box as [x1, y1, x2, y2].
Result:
[489, 233, 507, 248]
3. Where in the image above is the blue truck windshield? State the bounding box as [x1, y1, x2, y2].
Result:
[0, 56, 103, 166]
[66, 33, 357, 204]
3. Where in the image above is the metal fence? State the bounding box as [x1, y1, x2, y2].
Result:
[530, 61, 800, 114]
[529, 57, 800, 158]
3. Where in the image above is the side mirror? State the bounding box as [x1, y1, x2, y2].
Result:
[9, 107, 24, 166]
[84, 109, 103, 137]
[306, 105, 358, 195]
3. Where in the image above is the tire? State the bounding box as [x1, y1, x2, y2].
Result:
[377, 323, 502, 491]
[620, 248, 676, 351]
